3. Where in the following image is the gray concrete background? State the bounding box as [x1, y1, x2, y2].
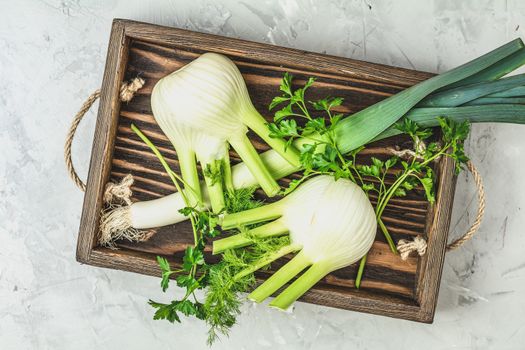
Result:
[1, 1, 525, 349]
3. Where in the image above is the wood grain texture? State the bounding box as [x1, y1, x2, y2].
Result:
[76, 19, 457, 323]
[415, 154, 458, 322]
[76, 20, 130, 263]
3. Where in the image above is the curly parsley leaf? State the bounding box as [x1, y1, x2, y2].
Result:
[395, 118, 433, 140]
[149, 300, 182, 323]
[418, 170, 436, 203]
[269, 95, 290, 110]
[183, 246, 205, 271]
[279, 72, 293, 95]
[268, 119, 299, 138]
[273, 104, 295, 122]
[311, 96, 344, 112]
[157, 256, 175, 292]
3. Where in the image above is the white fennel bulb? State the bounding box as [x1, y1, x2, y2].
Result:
[214, 175, 377, 310]
[281, 176, 377, 271]
[151, 52, 300, 212]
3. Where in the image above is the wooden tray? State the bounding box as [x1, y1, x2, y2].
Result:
[77, 19, 457, 323]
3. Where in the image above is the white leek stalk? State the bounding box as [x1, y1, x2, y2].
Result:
[213, 175, 377, 310]
[151, 53, 300, 212]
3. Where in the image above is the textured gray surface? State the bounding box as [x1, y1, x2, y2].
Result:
[1, 0, 525, 349]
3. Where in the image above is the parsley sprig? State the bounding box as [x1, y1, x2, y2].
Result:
[132, 122, 269, 343]
[267, 74, 399, 249]
[148, 191, 264, 334]
[268, 73, 356, 195]
[131, 124, 220, 324]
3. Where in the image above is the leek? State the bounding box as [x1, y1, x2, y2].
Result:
[108, 39, 525, 234]
[334, 39, 524, 153]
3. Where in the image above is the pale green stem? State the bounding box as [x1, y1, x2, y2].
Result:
[233, 244, 300, 281]
[269, 261, 331, 310]
[334, 143, 357, 183]
[243, 107, 302, 168]
[373, 148, 449, 254]
[176, 146, 203, 207]
[220, 201, 283, 229]
[223, 149, 234, 194]
[378, 217, 396, 254]
[355, 254, 367, 289]
[249, 250, 310, 303]
[213, 220, 289, 254]
[229, 133, 281, 197]
[376, 147, 448, 220]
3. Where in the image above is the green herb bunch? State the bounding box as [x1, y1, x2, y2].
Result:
[136, 72, 471, 345]
[131, 124, 265, 341]
[129, 127, 287, 345]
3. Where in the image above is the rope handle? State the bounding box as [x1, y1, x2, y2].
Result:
[397, 160, 486, 260]
[64, 77, 145, 192]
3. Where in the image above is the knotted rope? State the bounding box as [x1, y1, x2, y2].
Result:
[65, 77, 146, 248]
[64, 77, 145, 192]
[397, 235, 427, 260]
[396, 160, 485, 260]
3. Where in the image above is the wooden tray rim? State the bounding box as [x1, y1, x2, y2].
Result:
[76, 18, 458, 323]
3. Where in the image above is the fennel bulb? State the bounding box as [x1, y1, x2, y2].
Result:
[213, 175, 377, 310]
[151, 52, 301, 212]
